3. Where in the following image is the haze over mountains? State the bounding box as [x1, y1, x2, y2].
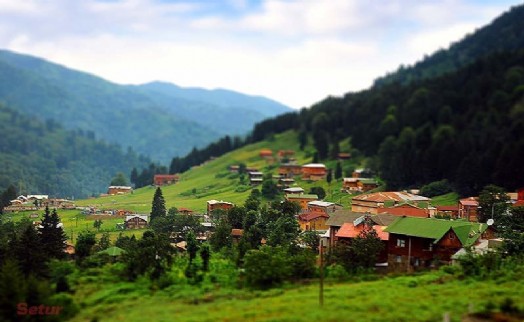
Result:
[0, 49, 291, 163]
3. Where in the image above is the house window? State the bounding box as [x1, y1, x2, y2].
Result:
[396, 256, 402, 263]
[396, 239, 406, 247]
[449, 233, 455, 240]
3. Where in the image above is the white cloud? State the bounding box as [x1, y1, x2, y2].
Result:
[0, 0, 522, 108]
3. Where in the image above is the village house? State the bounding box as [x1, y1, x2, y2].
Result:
[377, 203, 434, 218]
[285, 193, 318, 210]
[301, 163, 327, 181]
[342, 177, 379, 192]
[352, 168, 374, 178]
[278, 163, 302, 178]
[436, 205, 460, 218]
[125, 214, 149, 229]
[153, 174, 179, 186]
[307, 200, 342, 215]
[283, 187, 305, 196]
[278, 177, 295, 188]
[229, 165, 240, 173]
[298, 212, 330, 231]
[458, 197, 479, 221]
[337, 152, 351, 160]
[335, 218, 390, 263]
[207, 200, 234, 216]
[325, 210, 397, 248]
[231, 229, 243, 244]
[178, 208, 194, 215]
[277, 149, 295, 161]
[351, 191, 431, 214]
[259, 149, 273, 160]
[512, 187, 524, 207]
[248, 171, 264, 186]
[384, 217, 494, 271]
[107, 186, 133, 195]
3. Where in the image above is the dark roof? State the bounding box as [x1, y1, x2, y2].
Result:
[325, 210, 363, 227]
[371, 213, 399, 226]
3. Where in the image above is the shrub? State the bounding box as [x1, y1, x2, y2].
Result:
[326, 264, 349, 281]
[419, 179, 453, 197]
[243, 246, 291, 289]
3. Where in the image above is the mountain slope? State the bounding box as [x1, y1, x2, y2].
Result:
[0, 104, 151, 198]
[0, 50, 291, 162]
[374, 4, 524, 87]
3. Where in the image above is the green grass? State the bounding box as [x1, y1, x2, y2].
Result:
[74, 131, 361, 213]
[431, 192, 460, 206]
[68, 268, 524, 322]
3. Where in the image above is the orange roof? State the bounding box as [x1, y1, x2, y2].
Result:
[231, 229, 244, 237]
[336, 223, 389, 240]
[352, 191, 430, 203]
[460, 197, 478, 206]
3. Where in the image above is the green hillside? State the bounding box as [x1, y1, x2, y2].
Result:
[0, 104, 150, 198]
[76, 131, 357, 214]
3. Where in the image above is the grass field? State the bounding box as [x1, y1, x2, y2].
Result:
[68, 266, 524, 322]
[74, 131, 362, 213]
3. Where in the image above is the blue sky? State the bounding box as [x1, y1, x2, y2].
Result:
[0, 0, 521, 108]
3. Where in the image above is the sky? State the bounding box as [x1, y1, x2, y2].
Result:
[0, 0, 521, 109]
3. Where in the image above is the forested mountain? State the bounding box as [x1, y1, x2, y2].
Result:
[135, 82, 290, 136]
[0, 104, 151, 198]
[0, 50, 291, 162]
[374, 4, 524, 87]
[171, 4, 524, 197]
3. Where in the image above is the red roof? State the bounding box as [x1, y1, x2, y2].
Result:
[460, 197, 478, 206]
[513, 200, 524, 207]
[299, 212, 329, 222]
[336, 223, 389, 240]
[352, 191, 430, 203]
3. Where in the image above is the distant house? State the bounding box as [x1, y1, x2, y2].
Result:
[301, 163, 327, 181]
[342, 177, 378, 192]
[513, 187, 524, 207]
[207, 200, 234, 216]
[458, 197, 479, 221]
[384, 217, 494, 271]
[283, 187, 305, 196]
[298, 212, 330, 231]
[107, 186, 133, 195]
[436, 205, 460, 218]
[307, 200, 341, 215]
[351, 191, 431, 214]
[154, 174, 179, 186]
[278, 178, 295, 188]
[285, 193, 318, 210]
[229, 165, 240, 173]
[259, 149, 273, 159]
[231, 229, 244, 243]
[278, 163, 302, 178]
[248, 171, 264, 186]
[178, 208, 194, 215]
[377, 203, 433, 218]
[337, 153, 351, 160]
[277, 150, 295, 161]
[125, 214, 149, 229]
[352, 168, 373, 178]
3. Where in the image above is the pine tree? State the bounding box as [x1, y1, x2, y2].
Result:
[335, 162, 343, 180]
[38, 207, 67, 260]
[16, 224, 47, 277]
[150, 187, 166, 222]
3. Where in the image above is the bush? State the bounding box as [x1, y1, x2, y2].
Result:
[243, 246, 291, 289]
[326, 264, 349, 281]
[419, 179, 453, 197]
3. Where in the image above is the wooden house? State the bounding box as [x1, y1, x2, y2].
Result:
[301, 163, 327, 181]
[436, 205, 460, 218]
[343, 178, 378, 192]
[351, 191, 431, 214]
[107, 186, 133, 195]
[154, 174, 179, 186]
[283, 187, 305, 196]
[207, 200, 234, 216]
[458, 197, 479, 221]
[307, 200, 341, 215]
[298, 212, 330, 231]
[335, 221, 389, 263]
[278, 163, 302, 178]
[285, 193, 318, 210]
[248, 171, 264, 186]
[125, 214, 149, 229]
[337, 153, 351, 160]
[377, 203, 432, 218]
[259, 149, 273, 159]
[277, 150, 295, 160]
[384, 217, 494, 271]
[352, 168, 373, 178]
[231, 229, 244, 244]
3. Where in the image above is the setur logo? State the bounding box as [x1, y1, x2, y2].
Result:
[17, 303, 63, 315]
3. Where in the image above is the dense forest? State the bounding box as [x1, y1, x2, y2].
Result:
[164, 5, 524, 196]
[0, 104, 151, 198]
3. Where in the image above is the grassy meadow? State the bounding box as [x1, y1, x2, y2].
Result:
[68, 264, 524, 322]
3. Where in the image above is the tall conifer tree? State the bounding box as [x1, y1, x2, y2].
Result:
[150, 187, 166, 222]
[38, 207, 67, 259]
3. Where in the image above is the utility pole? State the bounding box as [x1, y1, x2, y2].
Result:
[319, 238, 324, 307]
